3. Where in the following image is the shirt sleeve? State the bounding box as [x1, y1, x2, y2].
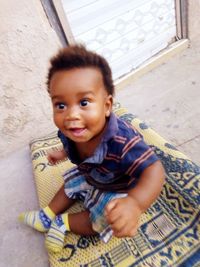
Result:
[120, 129, 158, 179]
[57, 130, 68, 152]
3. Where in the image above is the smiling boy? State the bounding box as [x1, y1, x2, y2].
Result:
[19, 45, 165, 252]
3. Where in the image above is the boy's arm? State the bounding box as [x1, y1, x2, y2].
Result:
[128, 160, 165, 212]
[105, 160, 165, 237]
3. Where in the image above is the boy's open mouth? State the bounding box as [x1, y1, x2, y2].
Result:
[69, 127, 86, 137]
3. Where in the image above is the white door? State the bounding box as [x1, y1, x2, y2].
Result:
[60, 0, 176, 80]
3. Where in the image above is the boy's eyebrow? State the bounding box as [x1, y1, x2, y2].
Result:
[77, 91, 95, 97]
[51, 95, 62, 100]
[51, 91, 95, 100]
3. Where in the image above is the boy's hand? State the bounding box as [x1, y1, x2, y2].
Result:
[105, 196, 142, 238]
[47, 149, 67, 165]
[47, 152, 58, 165]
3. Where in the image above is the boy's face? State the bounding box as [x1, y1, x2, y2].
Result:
[49, 67, 112, 146]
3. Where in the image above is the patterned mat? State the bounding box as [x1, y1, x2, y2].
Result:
[30, 102, 200, 267]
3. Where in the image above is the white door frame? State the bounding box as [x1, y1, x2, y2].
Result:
[175, 0, 188, 39]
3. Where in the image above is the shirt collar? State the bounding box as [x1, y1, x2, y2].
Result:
[102, 112, 118, 142]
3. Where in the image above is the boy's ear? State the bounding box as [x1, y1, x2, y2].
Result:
[105, 95, 113, 117]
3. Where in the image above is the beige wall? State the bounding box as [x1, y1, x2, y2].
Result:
[188, 0, 200, 41]
[0, 0, 61, 158]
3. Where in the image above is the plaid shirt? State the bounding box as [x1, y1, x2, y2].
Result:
[58, 112, 158, 192]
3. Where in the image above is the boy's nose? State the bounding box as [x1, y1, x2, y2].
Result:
[65, 106, 80, 121]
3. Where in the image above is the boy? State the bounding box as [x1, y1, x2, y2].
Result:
[19, 44, 165, 252]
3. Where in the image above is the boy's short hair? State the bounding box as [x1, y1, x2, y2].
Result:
[47, 44, 115, 96]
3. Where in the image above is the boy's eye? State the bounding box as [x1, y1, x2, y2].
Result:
[55, 103, 66, 110]
[80, 99, 89, 107]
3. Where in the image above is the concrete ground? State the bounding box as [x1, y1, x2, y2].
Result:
[117, 38, 200, 167]
[1, 38, 200, 267]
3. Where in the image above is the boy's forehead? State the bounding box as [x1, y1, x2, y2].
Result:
[50, 67, 107, 94]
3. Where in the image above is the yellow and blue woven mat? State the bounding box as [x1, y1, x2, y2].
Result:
[30, 102, 200, 267]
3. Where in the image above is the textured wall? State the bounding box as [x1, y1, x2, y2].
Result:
[0, 0, 61, 158]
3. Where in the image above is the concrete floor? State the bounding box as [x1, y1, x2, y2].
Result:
[1, 38, 200, 267]
[117, 38, 200, 166]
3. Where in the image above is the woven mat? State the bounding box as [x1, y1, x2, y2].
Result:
[30, 102, 200, 267]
